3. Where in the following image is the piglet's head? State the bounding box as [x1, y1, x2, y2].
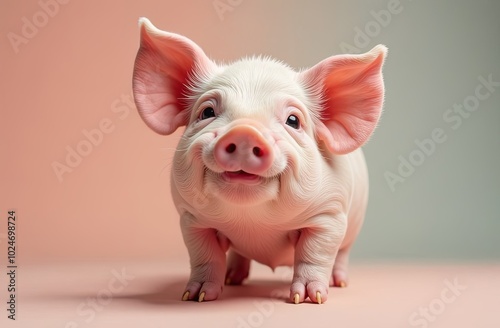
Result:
[133, 18, 386, 156]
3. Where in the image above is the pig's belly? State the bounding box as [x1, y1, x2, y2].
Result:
[225, 230, 296, 269]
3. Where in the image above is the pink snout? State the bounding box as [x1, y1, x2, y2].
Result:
[214, 125, 274, 175]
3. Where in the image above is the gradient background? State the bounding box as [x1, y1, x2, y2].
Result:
[1, 1, 499, 327]
[2, 0, 499, 264]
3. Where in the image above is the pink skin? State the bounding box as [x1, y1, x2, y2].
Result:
[133, 18, 387, 304]
[214, 124, 274, 177]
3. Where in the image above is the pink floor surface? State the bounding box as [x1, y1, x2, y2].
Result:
[2, 260, 499, 328]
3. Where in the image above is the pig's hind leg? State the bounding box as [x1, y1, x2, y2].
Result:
[225, 250, 251, 285]
[329, 195, 367, 288]
[330, 247, 349, 287]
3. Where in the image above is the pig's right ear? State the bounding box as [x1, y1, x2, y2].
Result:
[133, 18, 216, 135]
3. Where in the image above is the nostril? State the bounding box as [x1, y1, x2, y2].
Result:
[226, 143, 236, 153]
[253, 147, 263, 157]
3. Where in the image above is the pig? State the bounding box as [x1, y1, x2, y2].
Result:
[133, 17, 387, 304]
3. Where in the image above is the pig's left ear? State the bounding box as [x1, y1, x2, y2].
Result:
[299, 45, 387, 154]
[133, 18, 216, 135]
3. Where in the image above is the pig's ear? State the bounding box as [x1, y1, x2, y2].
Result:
[300, 45, 387, 154]
[133, 18, 216, 135]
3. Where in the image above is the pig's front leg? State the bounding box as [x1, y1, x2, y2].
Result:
[290, 214, 347, 304]
[180, 213, 228, 302]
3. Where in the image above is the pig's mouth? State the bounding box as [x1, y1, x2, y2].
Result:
[221, 170, 262, 185]
[204, 167, 280, 204]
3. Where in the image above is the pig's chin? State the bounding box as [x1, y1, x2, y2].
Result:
[205, 169, 279, 205]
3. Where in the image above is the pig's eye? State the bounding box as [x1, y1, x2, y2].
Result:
[200, 107, 216, 120]
[285, 115, 300, 129]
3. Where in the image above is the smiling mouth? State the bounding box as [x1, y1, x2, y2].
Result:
[221, 170, 262, 184]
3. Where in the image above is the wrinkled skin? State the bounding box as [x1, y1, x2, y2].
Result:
[133, 18, 387, 304]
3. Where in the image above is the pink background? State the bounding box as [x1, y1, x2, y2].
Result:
[1, 1, 208, 263]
